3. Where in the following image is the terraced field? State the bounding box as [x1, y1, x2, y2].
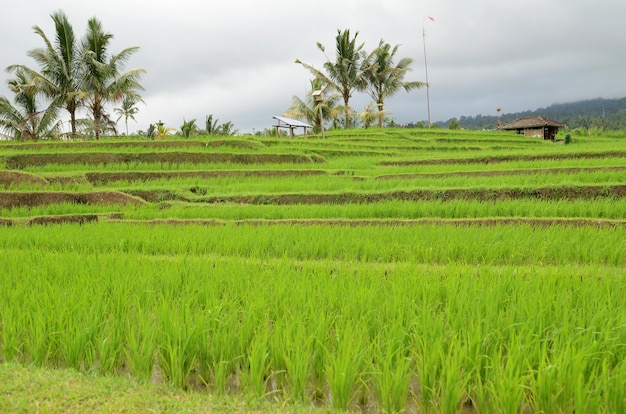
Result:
[1, 129, 626, 413]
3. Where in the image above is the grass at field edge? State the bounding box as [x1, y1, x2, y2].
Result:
[0, 363, 320, 413]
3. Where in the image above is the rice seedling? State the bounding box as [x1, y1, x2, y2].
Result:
[125, 308, 157, 383]
[371, 326, 412, 413]
[157, 300, 199, 389]
[279, 317, 312, 403]
[325, 323, 367, 410]
[243, 331, 270, 400]
[202, 310, 242, 394]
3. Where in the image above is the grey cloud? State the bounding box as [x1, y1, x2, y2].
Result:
[1, 0, 624, 133]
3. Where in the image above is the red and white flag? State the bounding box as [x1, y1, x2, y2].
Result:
[428, 16, 435, 21]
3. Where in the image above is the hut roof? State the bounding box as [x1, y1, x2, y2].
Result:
[273, 116, 312, 128]
[500, 116, 563, 130]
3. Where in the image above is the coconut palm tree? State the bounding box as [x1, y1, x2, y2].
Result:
[363, 40, 426, 128]
[76, 112, 118, 137]
[0, 69, 61, 140]
[155, 121, 175, 139]
[114, 96, 140, 136]
[359, 102, 389, 129]
[180, 118, 198, 138]
[296, 29, 369, 129]
[205, 114, 220, 136]
[81, 17, 145, 139]
[283, 78, 341, 134]
[218, 121, 238, 136]
[7, 10, 84, 138]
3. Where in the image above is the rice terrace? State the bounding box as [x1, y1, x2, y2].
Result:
[1, 127, 626, 413]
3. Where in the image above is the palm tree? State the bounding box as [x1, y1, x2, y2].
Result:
[76, 112, 118, 137]
[155, 121, 175, 139]
[0, 69, 61, 140]
[7, 11, 83, 138]
[364, 40, 426, 128]
[218, 121, 238, 136]
[204, 115, 238, 136]
[296, 29, 368, 129]
[283, 78, 341, 134]
[81, 17, 145, 139]
[205, 114, 219, 135]
[180, 118, 198, 138]
[359, 102, 389, 129]
[114, 96, 140, 136]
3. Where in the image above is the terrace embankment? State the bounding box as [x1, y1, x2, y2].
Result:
[376, 166, 626, 180]
[83, 169, 329, 184]
[0, 213, 123, 227]
[172, 184, 626, 205]
[0, 171, 49, 188]
[380, 150, 626, 166]
[2, 152, 323, 169]
[0, 140, 207, 151]
[0, 191, 144, 209]
[111, 217, 626, 229]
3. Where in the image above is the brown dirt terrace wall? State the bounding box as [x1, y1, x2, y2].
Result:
[0, 192, 144, 209]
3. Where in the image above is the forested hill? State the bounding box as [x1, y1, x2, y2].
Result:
[441, 97, 626, 130]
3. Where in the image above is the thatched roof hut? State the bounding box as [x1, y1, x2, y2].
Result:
[500, 116, 563, 140]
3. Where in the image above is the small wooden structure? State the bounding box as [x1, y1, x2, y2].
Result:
[500, 116, 563, 140]
[272, 116, 312, 138]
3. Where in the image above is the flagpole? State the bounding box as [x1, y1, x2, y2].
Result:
[422, 16, 435, 128]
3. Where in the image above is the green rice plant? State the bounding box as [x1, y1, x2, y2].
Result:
[59, 321, 94, 371]
[371, 331, 412, 413]
[308, 309, 332, 401]
[157, 301, 198, 389]
[242, 331, 270, 400]
[23, 309, 51, 367]
[96, 316, 126, 375]
[204, 316, 241, 394]
[602, 359, 626, 413]
[484, 348, 527, 413]
[325, 323, 367, 410]
[56, 294, 102, 371]
[411, 300, 447, 412]
[528, 346, 565, 413]
[125, 310, 157, 383]
[571, 356, 602, 414]
[0, 306, 23, 363]
[280, 317, 312, 403]
[438, 342, 468, 414]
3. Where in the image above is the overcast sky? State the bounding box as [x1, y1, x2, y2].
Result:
[1, 0, 624, 133]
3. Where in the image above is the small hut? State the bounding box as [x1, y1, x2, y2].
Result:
[500, 116, 563, 140]
[272, 116, 312, 138]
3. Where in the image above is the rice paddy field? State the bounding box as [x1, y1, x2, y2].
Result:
[1, 129, 625, 413]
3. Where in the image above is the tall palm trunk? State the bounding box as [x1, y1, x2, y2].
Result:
[92, 94, 102, 140]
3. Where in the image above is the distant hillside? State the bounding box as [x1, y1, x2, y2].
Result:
[439, 97, 626, 131]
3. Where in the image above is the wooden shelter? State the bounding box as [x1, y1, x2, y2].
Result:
[272, 116, 312, 138]
[500, 116, 564, 140]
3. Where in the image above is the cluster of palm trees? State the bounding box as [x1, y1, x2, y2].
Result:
[173, 115, 239, 139]
[0, 11, 144, 140]
[289, 29, 425, 132]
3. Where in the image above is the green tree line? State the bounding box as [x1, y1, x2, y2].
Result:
[439, 97, 626, 131]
